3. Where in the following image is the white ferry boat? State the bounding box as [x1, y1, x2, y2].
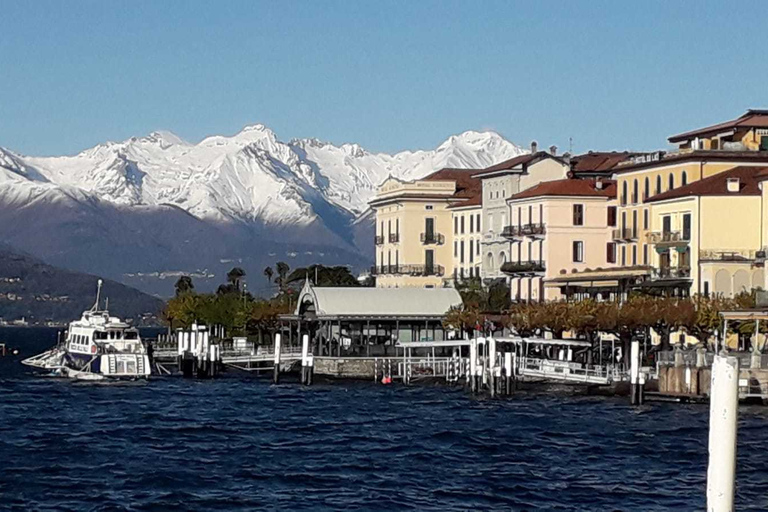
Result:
[22, 280, 151, 380]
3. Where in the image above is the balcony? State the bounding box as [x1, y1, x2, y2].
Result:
[501, 225, 519, 239]
[370, 264, 445, 277]
[501, 260, 546, 275]
[646, 230, 688, 246]
[388, 233, 400, 244]
[654, 266, 692, 280]
[374, 235, 384, 246]
[699, 249, 758, 262]
[520, 223, 546, 238]
[420, 232, 445, 245]
[612, 228, 637, 241]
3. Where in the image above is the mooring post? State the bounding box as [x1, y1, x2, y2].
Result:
[273, 333, 282, 384]
[469, 338, 478, 393]
[707, 355, 739, 512]
[638, 371, 645, 405]
[504, 352, 512, 395]
[301, 333, 310, 385]
[630, 339, 640, 405]
[306, 353, 314, 385]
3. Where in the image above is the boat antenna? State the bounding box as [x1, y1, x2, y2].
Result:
[91, 279, 103, 312]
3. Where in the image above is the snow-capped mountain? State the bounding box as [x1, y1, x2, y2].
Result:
[0, 126, 525, 295]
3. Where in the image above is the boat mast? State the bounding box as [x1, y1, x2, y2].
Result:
[91, 279, 103, 312]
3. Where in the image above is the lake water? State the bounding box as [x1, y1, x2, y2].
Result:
[1, 327, 768, 511]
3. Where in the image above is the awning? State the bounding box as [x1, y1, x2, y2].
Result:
[546, 279, 619, 288]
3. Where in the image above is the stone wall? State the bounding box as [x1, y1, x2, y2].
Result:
[314, 357, 376, 379]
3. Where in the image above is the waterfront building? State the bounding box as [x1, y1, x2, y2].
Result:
[645, 166, 767, 297]
[369, 168, 480, 288]
[501, 178, 617, 302]
[472, 145, 570, 284]
[447, 193, 483, 281]
[606, 110, 768, 295]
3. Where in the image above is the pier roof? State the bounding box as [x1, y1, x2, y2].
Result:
[293, 282, 462, 320]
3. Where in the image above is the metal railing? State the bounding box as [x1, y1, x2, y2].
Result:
[612, 227, 637, 241]
[518, 357, 626, 384]
[646, 230, 688, 244]
[655, 266, 691, 279]
[370, 264, 445, 277]
[699, 249, 757, 262]
[420, 232, 445, 245]
[388, 233, 400, 243]
[374, 235, 384, 246]
[501, 225, 519, 238]
[520, 223, 546, 237]
[500, 260, 546, 274]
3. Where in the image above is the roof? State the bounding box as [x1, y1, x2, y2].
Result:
[294, 282, 463, 318]
[422, 167, 482, 200]
[569, 151, 639, 174]
[507, 178, 616, 201]
[613, 149, 768, 174]
[668, 110, 768, 143]
[647, 166, 768, 203]
[472, 151, 563, 178]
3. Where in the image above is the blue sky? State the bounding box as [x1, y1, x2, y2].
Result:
[1, 0, 766, 156]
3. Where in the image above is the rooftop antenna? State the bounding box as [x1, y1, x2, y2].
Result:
[91, 279, 103, 312]
[569, 137, 573, 154]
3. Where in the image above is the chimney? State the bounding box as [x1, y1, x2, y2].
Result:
[549, 145, 558, 156]
[563, 151, 572, 165]
[530, 140, 538, 154]
[727, 177, 740, 193]
[595, 178, 604, 190]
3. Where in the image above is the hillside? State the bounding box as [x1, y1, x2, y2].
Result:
[0, 247, 164, 325]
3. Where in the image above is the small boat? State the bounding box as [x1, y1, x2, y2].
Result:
[22, 280, 151, 380]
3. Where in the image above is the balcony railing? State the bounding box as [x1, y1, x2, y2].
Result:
[374, 235, 384, 246]
[500, 260, 546, 274]
[520, 223, 546, 237]
[699, 249, 758, 262]
[655, 266, 692, 279]
[612, 228, 637, 241]
[501, 225, 519, 238]
[420, 232, 445, 245]
[388, 233, 400, 243]
[646, 230, 689, 245]
[370, 264, 445, 277]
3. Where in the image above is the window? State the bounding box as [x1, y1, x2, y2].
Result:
[662, 215, 671, 234]
[682, 171, 688, 186]
[622, 211, 627, 231]
[704, 281, 710, 297]
[621, 181, 628, 205]
[396, 219, 399, 236]
[621, 246, 626, 266]
[643, 244, 648, 265]
[607, 242, 617, 264]
[469, 215, 474, 233]
[539, 204, 543, 224]
[632, 245, 637, 266]
[460, 241, 465, 264]
[454, 217, 458, 234]
[607, 206, 617, 227]
[572, 241, 584, 263]
[460, 216, 465, 234]
[644, 177, 650, 200]
[573, 204, 584, 226]
[643, 209, 649, 230]
[656, 175, 662, 194]
[633, 179, 638, 203]
[528, 205, 533, 224]
[469, 240, 474, 263]
[476, 214, 481, 231]
[682, 213, 691, 240]
[632, 210, 638, 236]
[476, 239, 480, 256]
[388, 220, 391, 236]
[668, 173, 675, 190]
[454, 241, 457, 258]
[426, 205, 433, 210]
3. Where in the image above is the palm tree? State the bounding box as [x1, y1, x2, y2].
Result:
[275, 261, 290, 291]
[263, 266, 274, 283]
[174, 275, 194, 297]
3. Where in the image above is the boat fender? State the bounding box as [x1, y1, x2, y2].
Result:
[91, 345, 97, 354]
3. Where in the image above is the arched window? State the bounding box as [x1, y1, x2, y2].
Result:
[633, 179, 638, 203]
[681, 171, 688, 186]
[668, 173, 675, 190]
[487, 252, 494, 270]
[622, 181, 628, 205]
[644, 177, 650, 200]
[500, 252, 507, 265]
[656, 175, 662, 194]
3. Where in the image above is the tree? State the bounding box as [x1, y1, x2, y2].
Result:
[174, 275, 194, 297]
[226, 267, 246, 291]
[286, 264, 360, 287]
[263, 266, 274, 283]
[275, 261, 290, 291]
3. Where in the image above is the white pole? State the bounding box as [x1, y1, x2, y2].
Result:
[301, 333, 310, 384]
[630, 340, 640, 405]
[707, 355, 739, 512]
[470, 338, 478, 392]
[273, 333, 282, 384]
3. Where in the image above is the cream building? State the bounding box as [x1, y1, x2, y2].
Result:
[369, 168, 480, 288]
[501, 178, 617, 302]
[645, 166, 767, 297]
[472, 147, 570, 283]
[448, 198, 482, 281]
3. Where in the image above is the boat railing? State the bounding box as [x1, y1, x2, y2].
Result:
[518, 356, 626, 383]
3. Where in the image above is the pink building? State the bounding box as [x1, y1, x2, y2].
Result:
[502, 178, 618, 301]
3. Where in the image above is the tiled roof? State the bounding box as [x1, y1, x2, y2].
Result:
[668, 110, 768, 143]
[647, 166, 768, 203]
[569, 151, 639, 174]
[507, 178, 616, 201]
[422, 167, 482, 202]
[472, 151, 563, 177]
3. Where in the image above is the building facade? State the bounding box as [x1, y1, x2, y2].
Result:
[369, 168, 480, 288]
[448, 200, 483, 281]
[502, 178, 617, 302]
[473, 149, 570, 283]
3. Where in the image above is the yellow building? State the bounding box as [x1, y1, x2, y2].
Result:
[447, 196, 483, 280]
[645, 166, 767, 297]
[610, 110, 768, 293]
[502, 178, 617, 301]
[369, 168, 480, 288]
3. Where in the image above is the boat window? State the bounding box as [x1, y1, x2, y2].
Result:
[94, 331, 108, 340]
[125, 331, 138, 340]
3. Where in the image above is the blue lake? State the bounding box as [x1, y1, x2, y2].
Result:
[1, 327, 767, 511]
